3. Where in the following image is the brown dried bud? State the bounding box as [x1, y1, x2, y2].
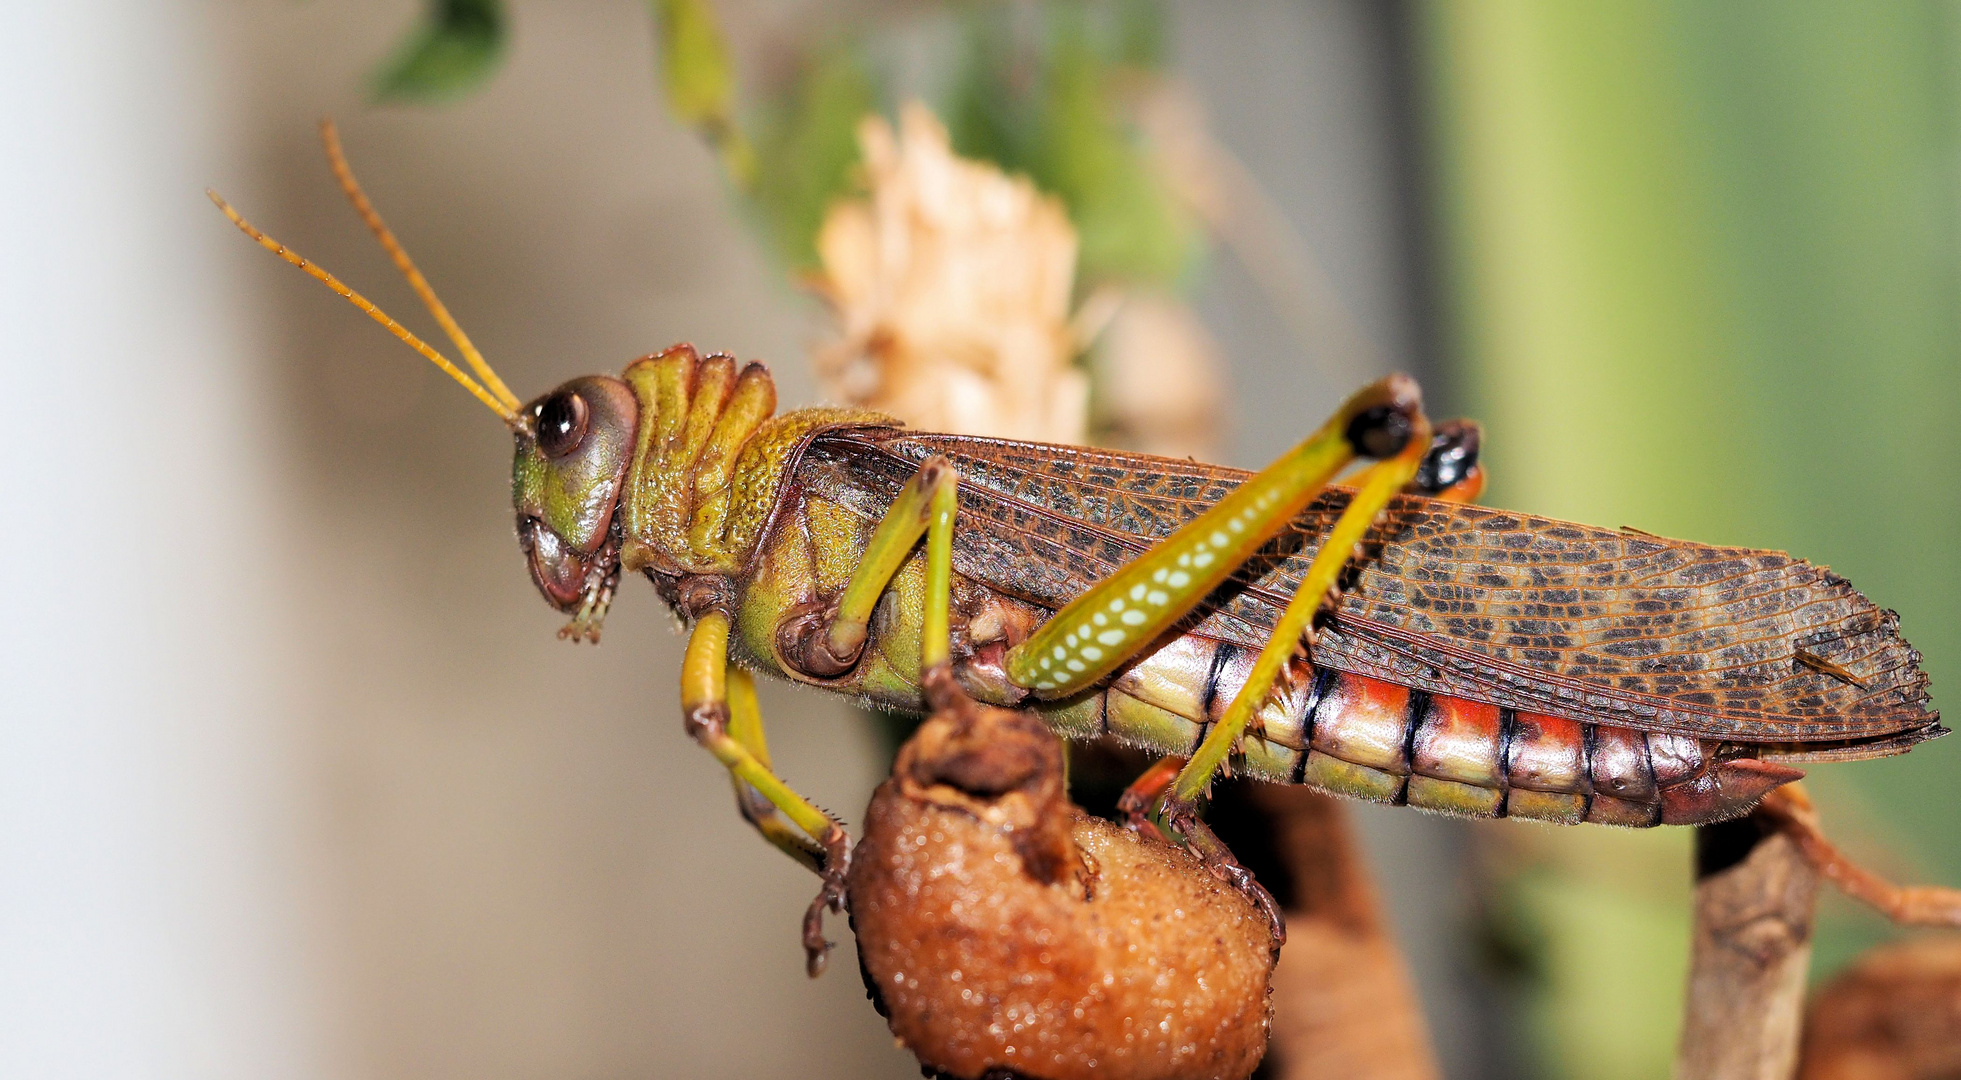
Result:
[849, 699, 1275, 1080]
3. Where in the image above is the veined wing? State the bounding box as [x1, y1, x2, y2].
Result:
[799, 428, 1939, 745]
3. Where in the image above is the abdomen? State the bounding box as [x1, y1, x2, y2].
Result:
[1037, 635, 1803, 827]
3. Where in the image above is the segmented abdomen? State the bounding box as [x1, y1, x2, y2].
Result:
[1036, 636, 1802, 827]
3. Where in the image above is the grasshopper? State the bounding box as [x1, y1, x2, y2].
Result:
[214, 125, 1955, 973]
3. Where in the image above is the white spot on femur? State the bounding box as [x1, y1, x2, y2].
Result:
[1177, 553, 1192, 568]
[1040, 655, 1053, 669]
[1147, 590, 1169, 605]
[1166, 570, 1191, 589]
[1108, 598, 1126, 613]
[1093, 612, 1108, 627]
[1053, 645, 1066, 660]
[1228, 518, 1245, 533]
[1209, 531, 1229, 548]
[1080, 645, 1103, 662]
[1034, 679, 1055, 690]
[1066, 658, 1086, 673]
[1192, 551, 1216, 569]
[1129, 584, 1147, 601]
[1097, 629, 1125, 646]
[1151, 567, 1168, 584]
[1120, 609, 1146, 626]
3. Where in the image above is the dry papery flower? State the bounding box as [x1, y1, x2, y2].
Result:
[1091, 292, 1224, 461]
[813, 104, 1088, 444]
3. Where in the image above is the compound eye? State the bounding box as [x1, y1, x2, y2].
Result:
[1413, 420, 1481, 495]
[1345, 404, 1414, 460]
[536, 390, 590, 458]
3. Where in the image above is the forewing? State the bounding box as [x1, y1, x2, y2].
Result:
[803, 429, 1938, 743]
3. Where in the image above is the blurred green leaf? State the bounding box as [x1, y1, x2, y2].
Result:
[653, 0, 733, 128]
[1423, 0, 1961, 1072]
[947, 6, 1195, 287]
[947, 8, 1035, 174]
[371, 0, 506, 104]
[749, 48, 880, 271]
[1112, 0, 1166, 69]
[1029, 16, 1193, 286]
[650, 0, 1192, 282]
[1510, 861, 1690, 1080]
[651, 0, 754, 187]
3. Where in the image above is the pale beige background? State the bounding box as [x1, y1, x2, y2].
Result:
[3, 2, 1490, 1077]
[216, 2, 910, 1076]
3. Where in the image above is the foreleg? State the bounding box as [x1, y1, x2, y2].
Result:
[681, 610, 851, 975]
[723, 667, 824, 874]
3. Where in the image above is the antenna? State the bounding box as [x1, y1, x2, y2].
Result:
[318, 120, 522, 412]
[208, 189, 520, 425]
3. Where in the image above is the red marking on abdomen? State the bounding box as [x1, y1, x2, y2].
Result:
[1288, 671, 1802, 827]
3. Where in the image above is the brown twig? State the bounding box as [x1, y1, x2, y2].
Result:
[1674, 806, 1821, 1080]
[1220, 785, 1442, 1080]
[1758, 789, 1961, 928]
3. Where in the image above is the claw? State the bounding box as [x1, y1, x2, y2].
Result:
[802, 823, 853, 977]
[1162, 798, 1287, 951]
[1117, 788, 1172, 843]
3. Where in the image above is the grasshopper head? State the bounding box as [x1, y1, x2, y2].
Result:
[512, 376, 640, 639]
[214, 124, 652, 641]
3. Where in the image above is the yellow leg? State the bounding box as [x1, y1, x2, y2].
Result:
[777, 457, 960, 678]
[1006, 376, 1429, 696]
[992, 375, 1434, 806]
[920, 465, 958, 675]
[1130, 414, 1470, 939]
[682, 611, 849, 975]
[724, 668, 824, 874]
[1172, 419, 1431, 804]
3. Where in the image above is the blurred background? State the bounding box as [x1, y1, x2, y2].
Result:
[3, 1, 1955, 1078]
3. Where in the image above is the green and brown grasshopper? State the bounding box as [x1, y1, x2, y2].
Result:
[214, 125, 1954, 973]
